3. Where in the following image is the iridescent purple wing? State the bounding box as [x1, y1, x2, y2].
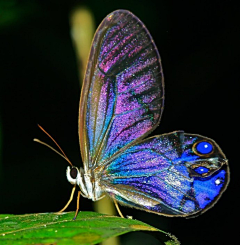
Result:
[79, 10, 164, 168]
[100, 131, 229, 216]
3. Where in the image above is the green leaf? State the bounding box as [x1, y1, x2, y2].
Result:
[0, 212, 180, 245]
[165, 240, 180, 245]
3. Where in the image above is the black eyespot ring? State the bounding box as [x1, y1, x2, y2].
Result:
[70, 167, 78, 179]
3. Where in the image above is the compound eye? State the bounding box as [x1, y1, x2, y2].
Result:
[70, 167, 78, 179]
[195, 141, 213, 155]
[66, 166, 79, 185]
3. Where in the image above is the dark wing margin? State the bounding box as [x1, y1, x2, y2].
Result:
[79, 10, 164, 169]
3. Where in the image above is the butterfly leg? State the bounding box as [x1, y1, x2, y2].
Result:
[56, 185, 76, 214]
[113, 199, 124, 218]
[73, 191, 81, 220]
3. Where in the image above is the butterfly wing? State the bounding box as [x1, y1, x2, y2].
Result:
[79, 10, 164, 169]
[100, 131, 229, 216]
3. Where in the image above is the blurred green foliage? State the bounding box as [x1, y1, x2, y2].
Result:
[0, 0, 37, 28]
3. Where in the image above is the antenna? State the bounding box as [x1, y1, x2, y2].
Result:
[34, 125, 73, 167]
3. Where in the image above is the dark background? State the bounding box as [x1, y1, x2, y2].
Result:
[0, 0, 239, 244]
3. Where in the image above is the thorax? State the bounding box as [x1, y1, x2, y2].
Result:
[78, 168, 105, 201]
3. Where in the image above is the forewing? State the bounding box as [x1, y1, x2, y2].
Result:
[100, 131, 229, 217]
[79, 10, 164, 168]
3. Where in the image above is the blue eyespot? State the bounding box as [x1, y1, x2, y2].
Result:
[194, 166, 209, 175]
[196, 141, 213, 154]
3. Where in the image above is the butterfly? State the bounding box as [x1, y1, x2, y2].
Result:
[36, 9, 229, 219]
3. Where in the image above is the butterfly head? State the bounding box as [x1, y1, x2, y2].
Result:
[66, 166, 81, 185]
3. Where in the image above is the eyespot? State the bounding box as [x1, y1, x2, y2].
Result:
[195, 141, 213, 155]
[194, 166, 210, 175]
[70, 167, 78, 179]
